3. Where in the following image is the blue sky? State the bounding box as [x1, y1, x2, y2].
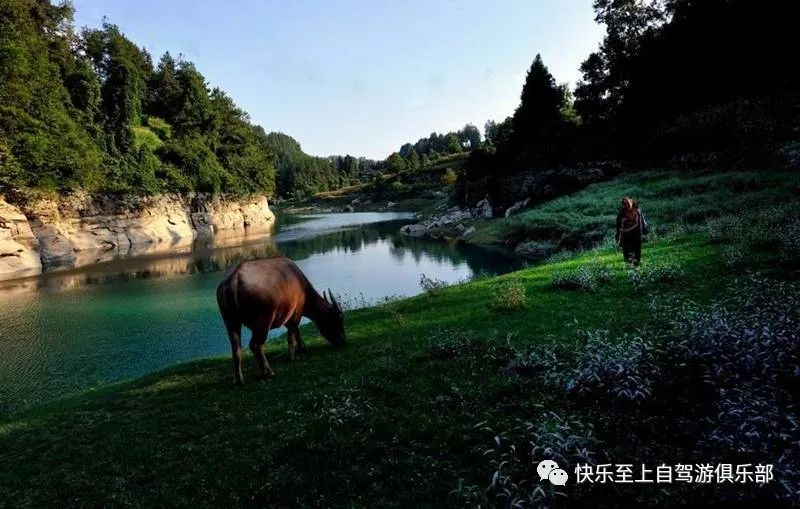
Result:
[72, 0, 604, 159]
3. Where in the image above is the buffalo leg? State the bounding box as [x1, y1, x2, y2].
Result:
[287, 325, 299, 361]
[296, 327, 308, 354]
[226, 325, 244, 385]
[250, 326, 275, 378]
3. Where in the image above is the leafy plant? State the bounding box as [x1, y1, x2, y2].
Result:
[628, 261, 683, 292]
[489, 279, 527, 312]
[551, 264, 612, 292]
[419, 273, 450, 296]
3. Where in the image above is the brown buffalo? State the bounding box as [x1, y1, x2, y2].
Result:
[216, 257, 345, 384]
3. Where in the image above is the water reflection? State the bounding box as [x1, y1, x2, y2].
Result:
[0, 212, 517, 294]
[0, 213, 522, 412]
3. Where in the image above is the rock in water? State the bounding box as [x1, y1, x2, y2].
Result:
[400, 224, 428, 237]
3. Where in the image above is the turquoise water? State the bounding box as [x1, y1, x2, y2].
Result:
[0, 213, 522, 412]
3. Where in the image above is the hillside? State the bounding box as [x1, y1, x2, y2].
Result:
[1, 170, 798, 507]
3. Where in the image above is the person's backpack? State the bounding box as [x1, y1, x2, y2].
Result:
[639, 210, 650, 235]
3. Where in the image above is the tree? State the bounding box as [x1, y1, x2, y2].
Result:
[148, 52, 183, 121]
[386, 152, 407, 172]
[102, 56, 142, 154]
[171, 62, 218, 139]
[511, 54, 565, 149]
[398, 143, 414, 159]
[408, 149, 421, 171]
[458, 124, 481, 150]
[0, 0, 103, 189]
[445, 133, 462, 154]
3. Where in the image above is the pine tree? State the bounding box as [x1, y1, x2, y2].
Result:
[510, 54, 564, 148]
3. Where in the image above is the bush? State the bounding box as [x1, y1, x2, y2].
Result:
[488, 280, 527, 312]
[145, 116, 172, 140]
[441, 168, 457, 187]
[566, 278, 800, 504]
[133, 126, 163, 152]
[777, 217, 800, 263]
[551, 263, 612, 292]
[419, 273, 449, 296]
[628, 260, 683, 292]
[721, 243, 746, 270]
[454, 415, 602, 507]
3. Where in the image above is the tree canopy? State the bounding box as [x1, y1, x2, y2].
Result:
[0, 0, 275, 196]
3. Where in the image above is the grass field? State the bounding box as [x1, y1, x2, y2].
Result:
[1, 169, 798, 507]
[468, 169, 800, 248]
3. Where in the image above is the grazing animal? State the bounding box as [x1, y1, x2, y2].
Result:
[216, 257, 345, 384]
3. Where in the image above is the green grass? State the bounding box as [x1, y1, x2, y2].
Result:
[468, 169, 800, 246]
[0, 236, 726, 507]
[0, 169, 797, 506]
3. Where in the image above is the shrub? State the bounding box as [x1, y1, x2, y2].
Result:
[488, 279, 527, 312]
[441, 168, 458, 187]
[454, 415, 602, 507]
[777, 217, 800, 263]
[145, 116, 173, 140]
[721, 243, 746, 270]
[419, 273, 449, 296]
[133, 126, 163, 152]
[551, 264, 612, 292]
[566, 278, 800, 504]
[628, 261, 683, 292]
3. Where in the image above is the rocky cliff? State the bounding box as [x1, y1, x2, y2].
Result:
[0, 192, 275, 280]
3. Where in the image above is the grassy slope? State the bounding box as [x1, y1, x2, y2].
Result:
[468, 169, 799, 246]
[0, 170, 797, 507]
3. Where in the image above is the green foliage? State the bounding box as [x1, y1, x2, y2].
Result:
[628, 260, 683, 292]
[386, 152, 407, 172]
[158, 135, 227, 193]
[440, 168, 457, 187]
[471, 170, 800, 247]
[0, 0, 104, 190]
[407, 148, 420, 171]
[266, 132, 343, 197]
[145, 116, 172, 140]
[488, 279, 527, 311]
[551, 263, 612, 292]
[511, 54, 566, 151]
[419, 273, 449, 296]
[574, 0, 799, 155]
[133, 126, 163, 152]
[0, 3, 274, 197]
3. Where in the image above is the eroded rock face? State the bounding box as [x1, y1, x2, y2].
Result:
[190, 194, 274, 236]
[0, 192, 275, 279]
[0, 200, 41, 278]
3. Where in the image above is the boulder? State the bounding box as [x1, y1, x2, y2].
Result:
[514, 240, 557, 259]
[34, 225, 76, 268]
[462, 226, 476, 237]
[400, 224, 428, 237]
[472, 198, 493, 219]
[505, 198, 531, 218]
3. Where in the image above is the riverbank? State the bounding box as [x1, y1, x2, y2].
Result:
[401, 168, 800, 258]
[0, 192, 275, 280]
[1, 171, 798, 506]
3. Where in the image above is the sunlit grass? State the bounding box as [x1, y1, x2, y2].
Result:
[0, 169, 797, 506]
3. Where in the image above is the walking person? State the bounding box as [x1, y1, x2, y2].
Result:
[616, 197, 644, 266]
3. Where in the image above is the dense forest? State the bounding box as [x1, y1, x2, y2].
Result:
[1, 0, 797, 201]
[0, 0, 278, 195]
[266, 132, 382, 198]
[0, 0, 375, 199]
[459, 0, 799, 202]
[383, 124, 482, 172]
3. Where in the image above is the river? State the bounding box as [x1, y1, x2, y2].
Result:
[0, 212, 522, 412]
